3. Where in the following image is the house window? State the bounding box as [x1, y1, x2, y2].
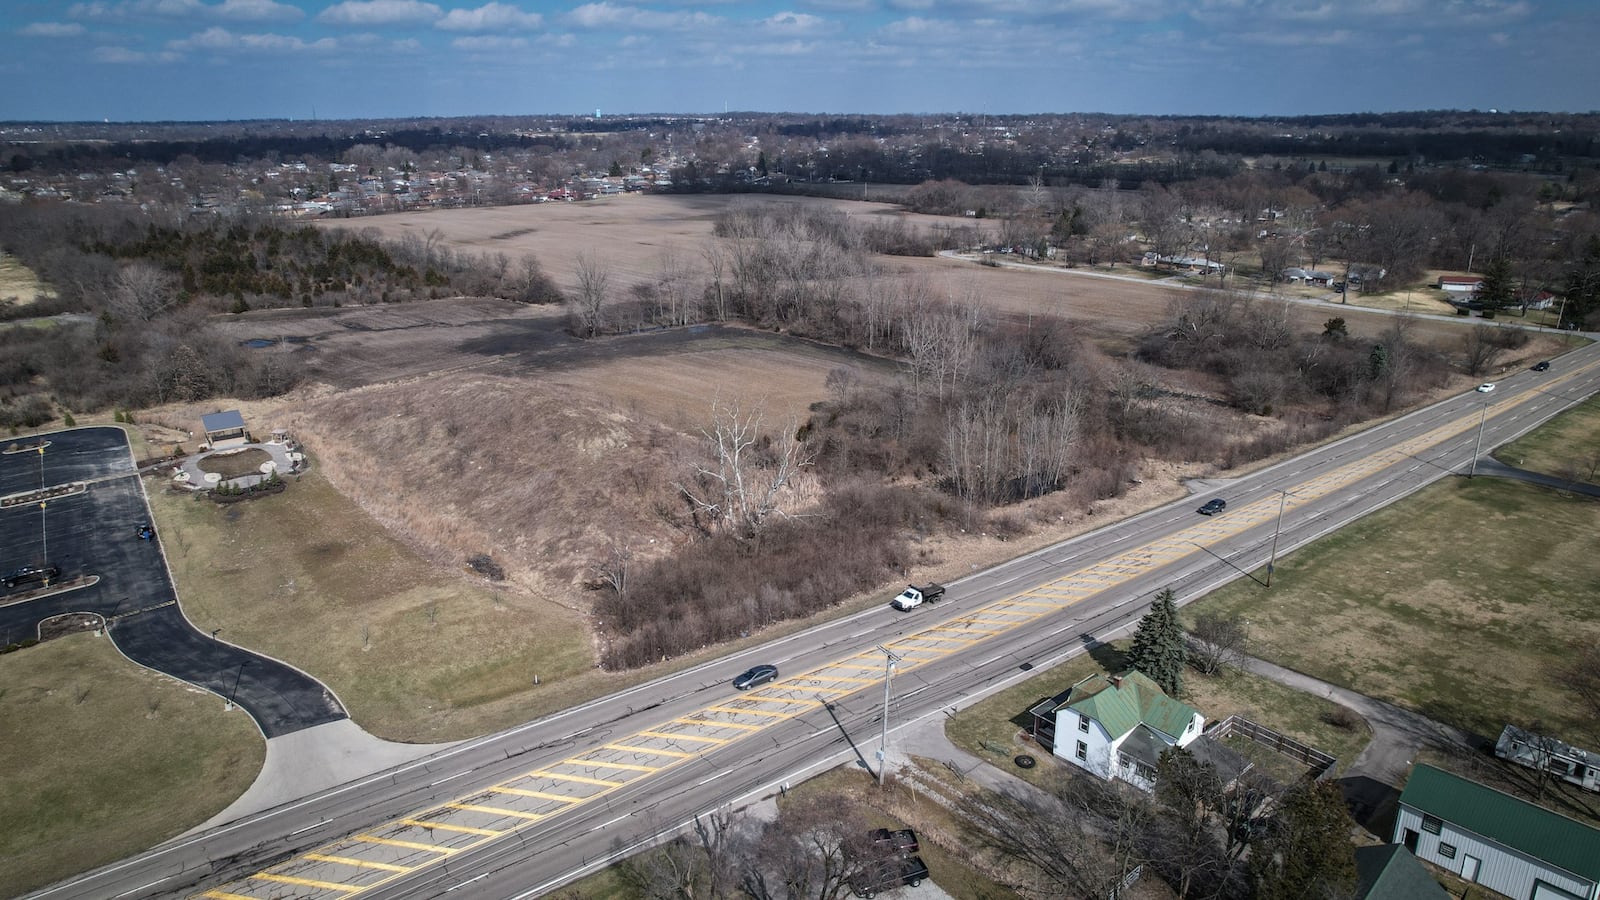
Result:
[1078, 714, 1090, 733]
[1421, 814, 1443, 835]
[1438, 843, 1457, 860]
[1076, 741, 1088, 761]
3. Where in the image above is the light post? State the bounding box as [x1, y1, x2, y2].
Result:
[225, 660, 248, 711]
[875, 644, 901, 787]
[39, 500, 47, 571]
[1469, 402, 1489, 478]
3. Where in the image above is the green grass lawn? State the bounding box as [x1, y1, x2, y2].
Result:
[0, 633, 263, 898]
[148, 465, 602, 743]
[945, 641, 1370, 788]
[1493, 392, 1600, 485]
[1186, 477, 1600, 744]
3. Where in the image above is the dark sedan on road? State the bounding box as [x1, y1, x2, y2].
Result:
[733, 664, 779, 690]
[1197, 498, 1227, 516]
[1533, 360, 1551, 372]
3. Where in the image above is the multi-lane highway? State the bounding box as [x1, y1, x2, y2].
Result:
[29, 339, 1600, 900]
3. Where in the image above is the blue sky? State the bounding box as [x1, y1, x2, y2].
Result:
[3, 0, 1597, 121]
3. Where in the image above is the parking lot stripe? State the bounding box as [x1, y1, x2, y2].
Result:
[303, 854, 413, 873]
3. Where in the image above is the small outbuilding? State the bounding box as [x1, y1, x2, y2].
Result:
[1394, 764, 1600, 900]
[201, 410, 250, 450]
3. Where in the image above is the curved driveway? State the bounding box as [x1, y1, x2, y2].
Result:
[0, 426, 344, 738]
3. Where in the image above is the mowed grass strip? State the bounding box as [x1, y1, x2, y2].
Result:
[945, 641, 1368, 789]
[0, 633, 262, 898]
[1187, 477, 1600, 743]
[148, 466, 598, 743]
[1493, 391, 1600, 484]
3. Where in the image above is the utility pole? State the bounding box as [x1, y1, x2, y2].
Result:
[875, 644, 901, 787]
[1266, 489, 1291, 587]
[1470, 403, 1488, 478]
[226, 661, 248, 711]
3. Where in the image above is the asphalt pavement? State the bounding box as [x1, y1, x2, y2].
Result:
[0, 426, 345, 738]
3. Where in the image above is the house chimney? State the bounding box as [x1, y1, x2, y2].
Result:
[1109, 674, 1122, 688]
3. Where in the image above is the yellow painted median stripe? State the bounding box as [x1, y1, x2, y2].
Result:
[740, 695, 823, 707]
[449, 803, 545, 820]
[496, 786, 582, 802]
[251, 872, 360, 892]
[532, 771, 624, 787]
[704, 705, 791, 718]
[352, 835, 457, 854]
[678, 715, 762, 731]
[202, 891, 261, 899]
[639, 729, 729, 744]
[603, 742, 694, 758]
[304, 853, 413, 873]
[579, 759, 662, 773]
[399, 818, 501, 837]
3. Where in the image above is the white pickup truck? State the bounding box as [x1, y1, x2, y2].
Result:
[891, 583, 946, 611]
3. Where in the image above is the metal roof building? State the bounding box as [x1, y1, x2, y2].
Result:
[1394, 764, 1600, 900]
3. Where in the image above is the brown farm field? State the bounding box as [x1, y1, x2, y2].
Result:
[156, 193, 1567, 741]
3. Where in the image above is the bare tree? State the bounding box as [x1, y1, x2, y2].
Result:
[109, 261, 179, 322]
[674, 400, 814, 547]
[591, 539, 632, 601]
[1561, 644, 1600, 740]
[1461, 324, 1506, 377]
[958, 771, 1153, 900]
[570, 252, 611, 338]
[1188, 611, 1249, 676]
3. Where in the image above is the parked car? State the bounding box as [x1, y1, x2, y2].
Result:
[1476, 382, 1497, 393]
[1197, 498, 1227, 516]
[850, 855, 929, 898]
[1533, 361, 1551, 372]
[870, 827, 920, 855]
[3, 565, 60, 590]
[732, 664, 778, 690]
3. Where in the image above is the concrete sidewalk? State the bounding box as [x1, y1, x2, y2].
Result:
[187, 719, 459, 835]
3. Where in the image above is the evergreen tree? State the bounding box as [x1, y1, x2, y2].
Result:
[1476, 254, 1516, 313]
[1562, 234, 1600, 330]
[1249, 780, 1357, 900]
[1127, 588, 1186, 696]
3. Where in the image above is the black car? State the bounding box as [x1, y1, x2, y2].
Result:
[1198, 498, 1227, 516]
[1533, 360, 1551, 372]
[732, 664, 778, 690]
[851, 855, 929, 898]
[3, 565, 60, 590]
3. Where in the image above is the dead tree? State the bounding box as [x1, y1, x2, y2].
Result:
[673, 400, 814, 549]
[570, 251, 610, 338]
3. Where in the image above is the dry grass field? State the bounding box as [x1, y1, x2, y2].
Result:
[0, 633, 262, 897]
[0, 251, 49, 306]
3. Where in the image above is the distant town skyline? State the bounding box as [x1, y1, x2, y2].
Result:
[3, 0, 1597, 122]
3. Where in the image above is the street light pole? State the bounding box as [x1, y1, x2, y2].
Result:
[1266, 489, 1289, 587]
[226, 661, 247, 711]
[875, 644, 901, 787]
[1470, 403, 1488, 478]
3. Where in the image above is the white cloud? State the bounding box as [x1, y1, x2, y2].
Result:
[19, 22, 89, 37]
[68, 0, 302, 23]
[392, 36, 421, 49]
[800, 0, 876, 10]
[759, 11, 836, 35]
[317, 0, 442, 26]
[168, 25, 339, 51]
[881, 15, 962, 39]
[451, 33, 527, 49]
[92, 45, 181, 61]
[437, 2, 543, 32]
[566, 2, 722, 31]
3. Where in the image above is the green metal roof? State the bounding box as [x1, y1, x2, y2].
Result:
[1064, 670, 1198, 742]
[1398, 764, 1600, 883]
[1354, 845, 1450, 900]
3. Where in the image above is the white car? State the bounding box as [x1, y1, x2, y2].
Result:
[1476, 383, 1496, 393]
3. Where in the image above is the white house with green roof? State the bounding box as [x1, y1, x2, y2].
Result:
[1028, 670, 1204, 790]
[1395, 764, 1600, 900]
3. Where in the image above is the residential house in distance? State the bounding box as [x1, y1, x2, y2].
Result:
[1438, 274, 1485, 295]
[1029, 670, 1204, 790]
[1395, 764, 1600, 900]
